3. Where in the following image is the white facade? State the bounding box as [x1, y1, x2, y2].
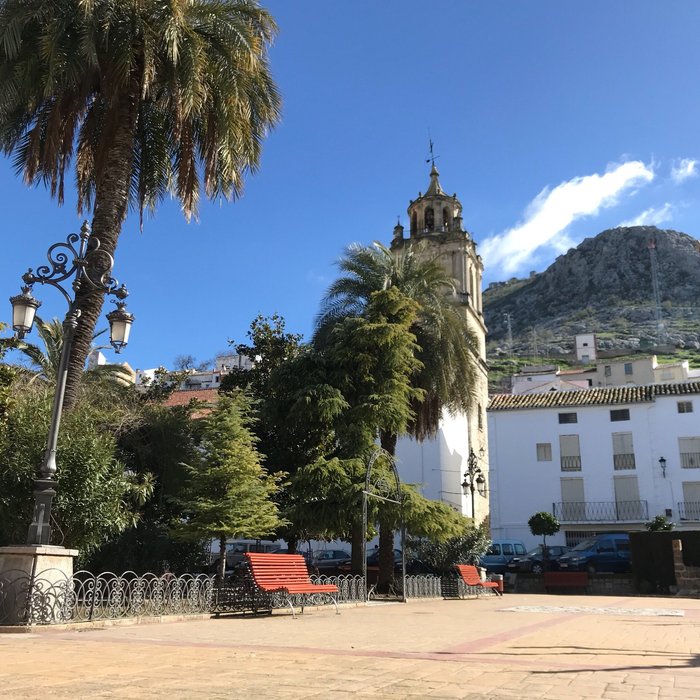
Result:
[488, 382, 700, 549]
[575, 333, 597, 363]
[394, 411, 487, 518]
[390, 165, 489, 521]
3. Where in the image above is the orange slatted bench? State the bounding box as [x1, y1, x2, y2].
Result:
[245, 552, 340, 617]
[455, 564, 502, 596]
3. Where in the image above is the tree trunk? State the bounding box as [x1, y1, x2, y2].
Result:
[62, 96, 138, 410]
[377, 431, 398, 592]
[351, 519, 364, 574]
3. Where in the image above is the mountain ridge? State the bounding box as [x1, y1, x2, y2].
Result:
[482, 226, 700, 355]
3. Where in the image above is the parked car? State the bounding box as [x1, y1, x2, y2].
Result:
[310, 549, 351, 572]
[366, 548, 402, 567]
[479, 540, 527, 574]
[556, 533, 630, 573]
[273, 549, 313, 564]
[506, 545, 570, 574]
[210, 540, 281, 572]
[337, 549, 434, 576]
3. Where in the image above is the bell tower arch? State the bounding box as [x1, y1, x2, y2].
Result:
[390, 163, 490, 522]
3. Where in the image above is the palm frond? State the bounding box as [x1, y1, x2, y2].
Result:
[315, 241, 480, 440]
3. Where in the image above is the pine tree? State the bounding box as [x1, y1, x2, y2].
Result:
[174, 392, 284, 579]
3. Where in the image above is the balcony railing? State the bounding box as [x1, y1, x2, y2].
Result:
[553, 500, 648, 522]
[560, 455, 582, 471]
[678, 501, 700, 521]
[613, 453, 636, 470]
[680, 452, 700, 469]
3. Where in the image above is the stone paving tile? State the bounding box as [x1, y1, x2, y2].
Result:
[2, 593, 700, 699]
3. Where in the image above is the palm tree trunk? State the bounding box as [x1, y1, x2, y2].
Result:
[377, 431, 398, 592]
[351, 519, 364, 574]
[62, 97, 138, 410]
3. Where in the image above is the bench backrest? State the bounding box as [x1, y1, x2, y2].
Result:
[245, 552, 312, 587]
[455, 564, 482, 585]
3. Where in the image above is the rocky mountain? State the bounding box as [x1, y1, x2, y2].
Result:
[483, 226, 700, 355]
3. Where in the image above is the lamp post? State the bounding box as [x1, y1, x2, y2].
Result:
[461, 448, 486, 519]
[659, 457, 667, 479]
[9, 222, 134, 546]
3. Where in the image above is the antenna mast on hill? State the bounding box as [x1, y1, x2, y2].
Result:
[648, 239, 665, 345]
[532, 326, 539, 359]
[503, 312, 514, 356]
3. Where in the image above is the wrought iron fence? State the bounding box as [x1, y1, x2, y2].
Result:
[1, 568, 492, 626]
[0, 569, 369, 626]
[553, 500, 648, 522]
[613, 453, 636, 470]
[678, 501, 700, 521]
[680, 452, 700, 469]
[0, 569, 214, 626]
[560, 455, 582, 471]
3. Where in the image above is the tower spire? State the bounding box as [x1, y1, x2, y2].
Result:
[426, 137, 439, 167]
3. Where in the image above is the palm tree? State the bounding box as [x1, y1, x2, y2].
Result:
[13, 316, 134, 386]
[315, 242, 480, 588]
[0, 0, 281, 409]
[316, 242, 479, 440]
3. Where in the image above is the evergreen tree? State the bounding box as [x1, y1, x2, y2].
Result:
[173, 392, 284, 579]
[316, 243, 480, 587]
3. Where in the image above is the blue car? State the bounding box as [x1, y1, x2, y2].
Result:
[557, 534, 630, 573]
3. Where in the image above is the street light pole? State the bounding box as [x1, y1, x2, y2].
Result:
[461, 448, 486, 519]
[10, 222, 134, 546]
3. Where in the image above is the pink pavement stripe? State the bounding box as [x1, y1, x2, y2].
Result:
[441, 612, 578, 654]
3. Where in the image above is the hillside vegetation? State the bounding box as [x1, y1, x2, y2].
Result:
[483, 226, 700, 357]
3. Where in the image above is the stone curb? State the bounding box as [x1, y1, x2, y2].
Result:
[0, 600, 368, 634]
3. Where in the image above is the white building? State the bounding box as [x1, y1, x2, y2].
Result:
[512, 365, 590, 395]
[575, 333, 597, 363]
[509, 355, 700, 396]
[135, 353, 253, 390]
[390, 164, 489, 521]
[487, 381, 700, 549]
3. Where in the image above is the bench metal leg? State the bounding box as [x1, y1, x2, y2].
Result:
[285, 594, 297, 619]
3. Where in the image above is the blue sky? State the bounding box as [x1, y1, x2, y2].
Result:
[2, 1, 700, 370]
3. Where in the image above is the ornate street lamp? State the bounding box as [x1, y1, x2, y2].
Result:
[462, 448, 486, 519]
[659, 456, 667, 479]
[9, 221, 134, 546]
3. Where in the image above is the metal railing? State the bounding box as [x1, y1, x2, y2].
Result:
[613, 453, 636, 470]
[553, 500, 648, 522]
[560, 455, 582, 471]
[0, 569, 215, 626]
[680, 452, 700, 469]
[678, 501, 700, 521]
[0, 568, 493, 625]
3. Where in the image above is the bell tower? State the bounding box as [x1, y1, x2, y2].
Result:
[390, 163, 490, 522]
[391, 163, 487, 361]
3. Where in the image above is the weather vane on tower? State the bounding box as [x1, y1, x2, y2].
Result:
[426, 136, 440, 167]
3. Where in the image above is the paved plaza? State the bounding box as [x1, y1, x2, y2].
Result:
[2, 593, 700, 699]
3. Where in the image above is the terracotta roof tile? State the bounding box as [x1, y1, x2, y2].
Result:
[163, 388, 220, 417]
[488, 381, 700, 412]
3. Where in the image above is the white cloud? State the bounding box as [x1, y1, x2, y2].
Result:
[480, 161, 654, 276]
[619, 203, 673, 227]
[671, 158, 697, 183]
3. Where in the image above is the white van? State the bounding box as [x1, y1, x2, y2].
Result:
[479, 539, 527, 574]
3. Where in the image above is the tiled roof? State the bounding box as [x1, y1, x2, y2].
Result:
[488, 381, 700, 412]
[163, 388, 220, 417]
